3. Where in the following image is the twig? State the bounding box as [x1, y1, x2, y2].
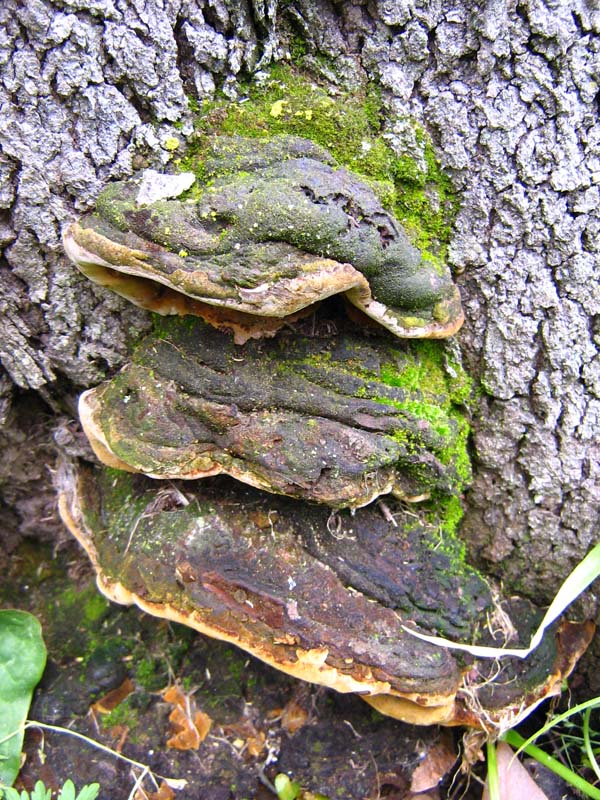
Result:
[0, 721, 186, 790]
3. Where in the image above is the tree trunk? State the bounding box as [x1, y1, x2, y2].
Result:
[1, 0, 598, 670]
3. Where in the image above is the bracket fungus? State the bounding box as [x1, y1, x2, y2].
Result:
[60, 134, 593, 729]
[63, 136, 464, 344]
[78, 320, 469, 508]
[58, 463, 593, 730]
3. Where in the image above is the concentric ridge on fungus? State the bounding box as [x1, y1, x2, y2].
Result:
[63, 135, 464, 344]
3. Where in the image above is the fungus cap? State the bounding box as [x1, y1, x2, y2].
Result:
[58, 462, 594, 730]
[63, 136, 464, 344]
[77, 321, 469, 508]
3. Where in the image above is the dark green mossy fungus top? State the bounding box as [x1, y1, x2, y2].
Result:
[79, 317, 471, 509]
[63, 136, 463, 343]
[188, 64, 458, 262]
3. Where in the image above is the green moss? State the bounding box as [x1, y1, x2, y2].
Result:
[101, 695, 140, 731]
[362, 339, 473, 534]
[179, 64, 457, 261]
[288, 35, 308, 62]
[222, 649, 246, 682]
[281, 332, 473, 535]
[84, 593, 110, 623]
[135, 656, 168, 691]
[436, 495, 465, 538]
[42, 584, 112, 661]
[391, 131, 459, 258]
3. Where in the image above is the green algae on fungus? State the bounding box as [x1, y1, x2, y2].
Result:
[58, 460, 594, 729]
[63, 134, 463, 344]
[77, 317, 471, 509]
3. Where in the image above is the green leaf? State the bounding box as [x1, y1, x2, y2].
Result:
[57, 780, 75, 800]
[0, 611, 47, 786]
[274, 774, 301, 800]
[0, 788, 24, 800]
[30, 781, 50, 800]
[75, 785, 100, 800]
[0, 782, 100, 800]
[486, 741, 500, 800]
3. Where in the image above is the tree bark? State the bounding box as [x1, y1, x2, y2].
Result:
[1, 0, 599, 670]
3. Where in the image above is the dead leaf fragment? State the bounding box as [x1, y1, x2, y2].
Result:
[377, 770, 409, 798]
[143, 781, 176, 800]
[162, 684, 212, 750]
[91, 677, 135, 714]
[224, 719, 266, 758]
[249, 509, 279, 528]
[246, 731, 266, 758]
[410, 731, 457, 792]
[482, 743, 550, 800]
[281, 698, 309, 734]
[107, 724, 129, 753]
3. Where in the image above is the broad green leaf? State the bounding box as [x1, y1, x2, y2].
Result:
[0, 611, 47, 786]
[75, 785, 100, 800]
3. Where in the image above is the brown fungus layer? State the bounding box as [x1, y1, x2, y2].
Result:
[58, 462, 593, 729]
[63, 135, 463, 344]
[79, 320, 468, 508]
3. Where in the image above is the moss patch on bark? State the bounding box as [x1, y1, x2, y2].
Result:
[181, 64, 458, 266]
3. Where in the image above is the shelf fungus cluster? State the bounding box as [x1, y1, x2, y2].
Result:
[61, 136, 592, 729]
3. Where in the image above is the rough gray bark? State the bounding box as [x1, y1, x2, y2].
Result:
[1, 0, 599, 663]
